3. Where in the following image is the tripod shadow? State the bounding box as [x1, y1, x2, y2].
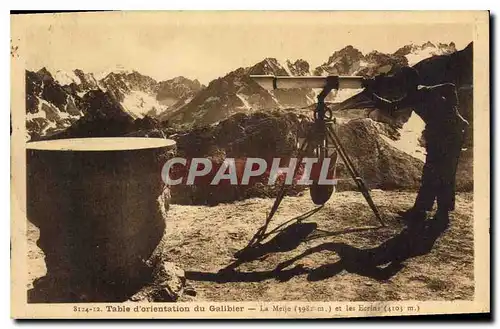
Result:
[185, 220, 317, 284]
[277, 219, 449, 282]
[185, 211, 390, 284]
[223, 205, 381, 271]
[231, 207, 323, 263]
[222, 221, 318, 272]
[186, 218, 448, 284]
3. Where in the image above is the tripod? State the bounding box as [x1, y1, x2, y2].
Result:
[236, 76, 386, 256]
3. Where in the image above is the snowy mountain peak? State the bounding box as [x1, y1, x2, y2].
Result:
[36, 67, 55, 82]
[248, 58, 289, 76]
[54, 70, 82, 86]
[94, 65, 135, 81]
[313, 45, 365, 76]
[422, 41, 436, 49]
[26, 65, 208, 140]
[73, 69, 99, 90]
[394, 41, 457, 66]
[169, 76, 202, 85]
[26, 40, 466, 141]
[326, 45, 365, 65]
[286, 59, 311, 76]
[156, 76, 204, 106]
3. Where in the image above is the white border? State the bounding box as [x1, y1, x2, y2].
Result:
[3, 3, 496, 328]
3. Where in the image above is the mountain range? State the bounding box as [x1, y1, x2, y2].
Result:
[26, 41, 458, 141]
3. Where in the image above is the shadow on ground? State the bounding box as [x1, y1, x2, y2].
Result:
[185, 216, 449, 284]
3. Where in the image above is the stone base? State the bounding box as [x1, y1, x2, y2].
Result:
[26, 138, 175, 303]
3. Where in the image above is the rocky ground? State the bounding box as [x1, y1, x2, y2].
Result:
[28, 190, 474, 302]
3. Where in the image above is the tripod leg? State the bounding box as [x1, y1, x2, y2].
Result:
[244, 124, 317, 248]
[326, 124, 385, 227]
[266, 137, 310, 221]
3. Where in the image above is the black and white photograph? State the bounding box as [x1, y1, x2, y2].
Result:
[10, 10, 490, 319]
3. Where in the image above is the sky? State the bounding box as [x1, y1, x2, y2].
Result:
[15, 11, 474, 85]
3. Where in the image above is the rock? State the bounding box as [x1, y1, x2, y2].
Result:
[27, 138, 174, 302]
[156, 76, 204, 103]
[153, 262, 186, 293]
[335, 119, 424, 191]
[26, 68, 83, 140]
[129, 261, 190, 302]
[286, 59, 311, 76]
[170, 111, 308, 205]
[314, 46, 365, 76]
[167, 58, 317, 125]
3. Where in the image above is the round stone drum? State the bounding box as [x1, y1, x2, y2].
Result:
[26, 137, 176, 302]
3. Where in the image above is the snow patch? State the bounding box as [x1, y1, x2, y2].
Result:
[333, 89, 364, 103]
[281, 60, 293, 76]
[95, 65, 132, 80]
[405, 45, 454, 66]
[264, 58, 286, 75]
[54, 70, 81, 86]
[205, 96, 220, 103]
[121, 90, 167, 119]
[236, 93, 252, 110]
[41, 120, 57, 136]
[305, 94, 316, 105]
[173, 96, 194, 112]
[379, 112, 426, 161]
[38, 98, 80, 120]
[358, 60, 369, 67]
[26, 109, 46, 121]
[406, 48, 438, 66]
[267, 90, 281, 108]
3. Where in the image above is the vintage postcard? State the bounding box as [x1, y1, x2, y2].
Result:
[10, 11, 490, 319]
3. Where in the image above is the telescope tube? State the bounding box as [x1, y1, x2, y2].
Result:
[250, 75, 365, 90]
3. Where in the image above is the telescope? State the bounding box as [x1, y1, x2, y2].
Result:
[249, 74, 399, 100]
[250, 75, 368, 90]
[250, 74, 400, 114]
[235, 74, 386, 260]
